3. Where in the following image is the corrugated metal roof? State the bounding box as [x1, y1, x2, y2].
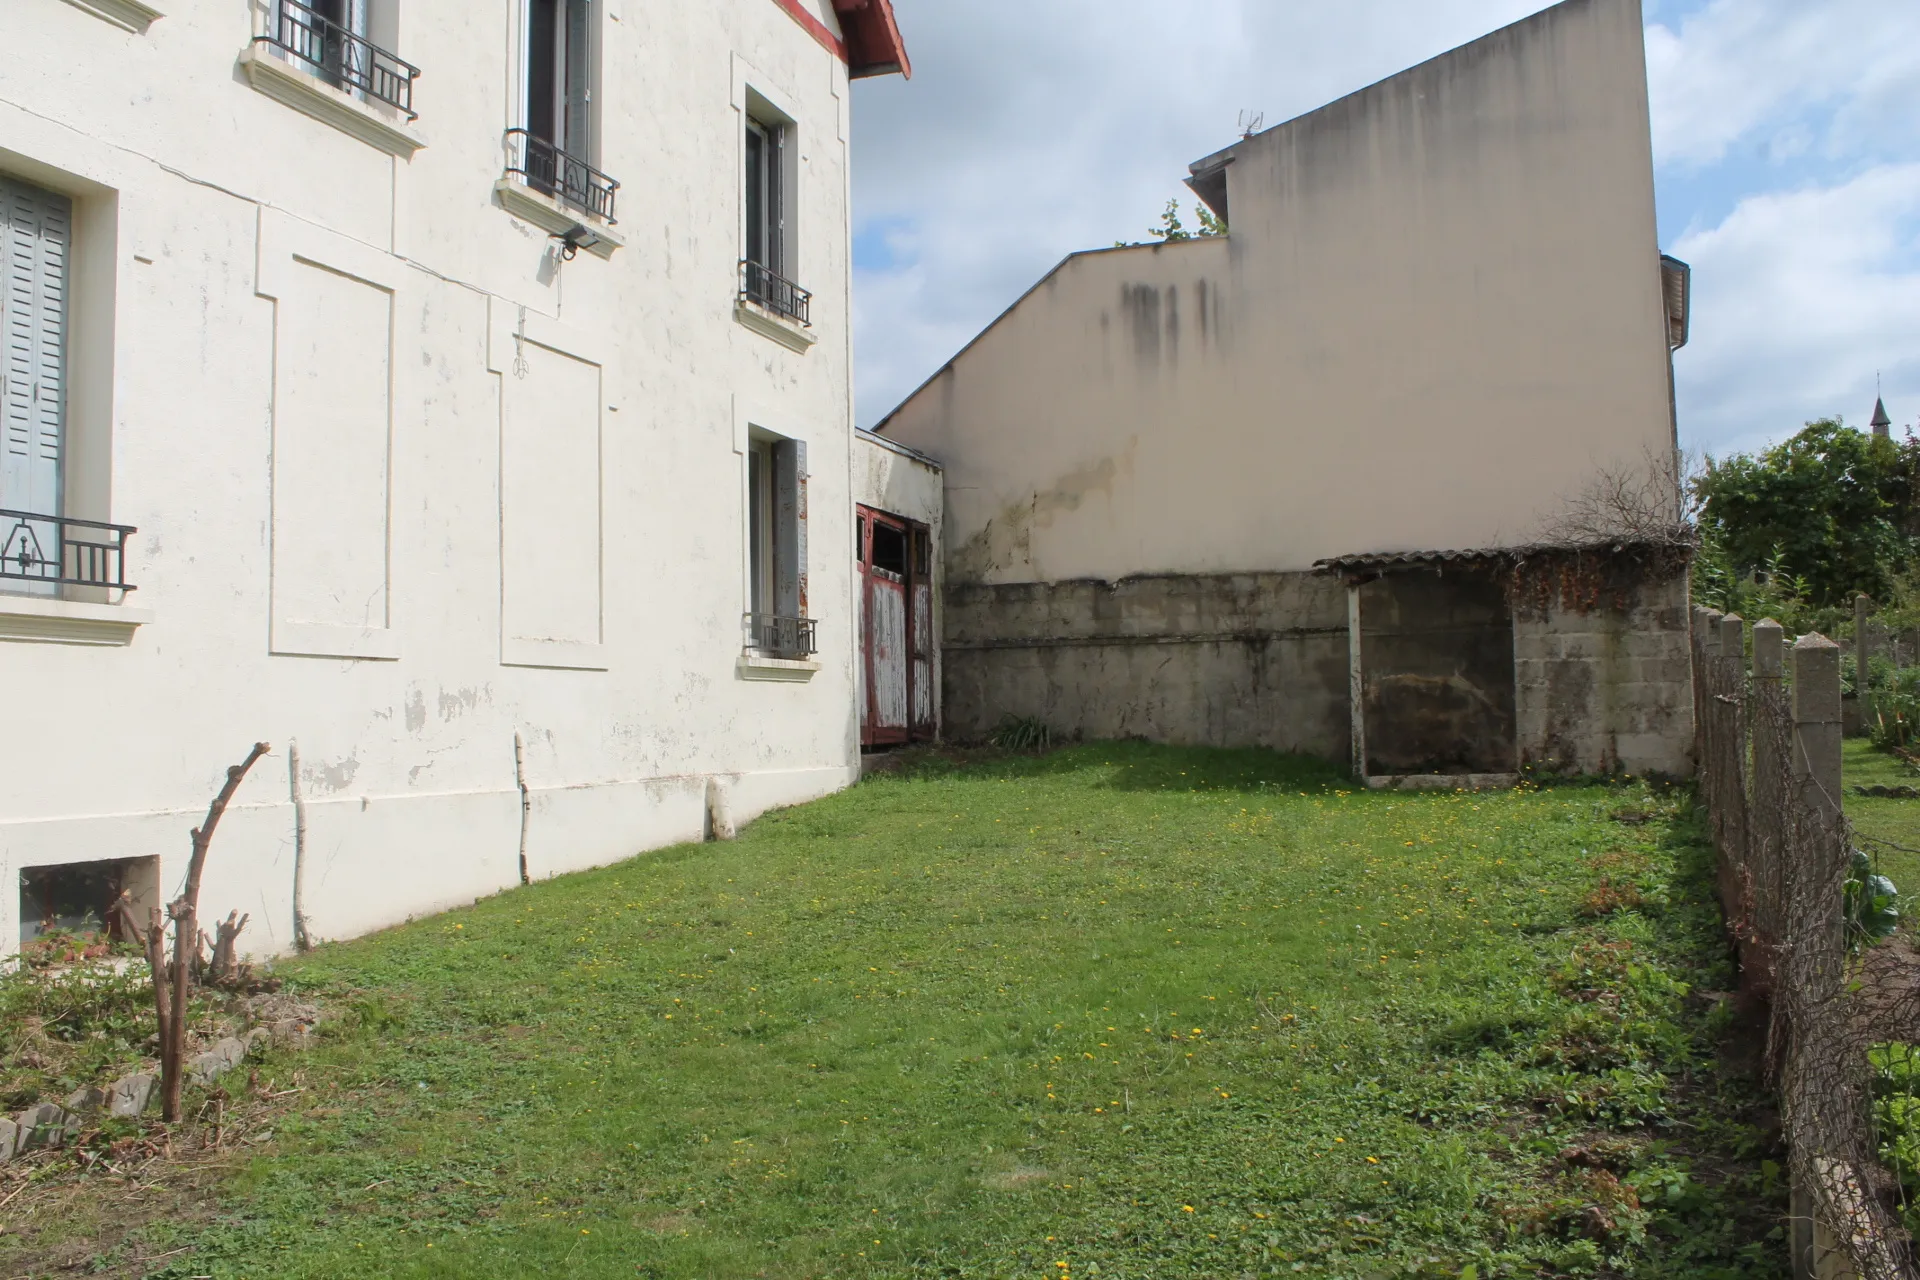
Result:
[1314, 537, 1694, 575]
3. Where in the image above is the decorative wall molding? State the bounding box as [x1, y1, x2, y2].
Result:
[0, 595, 150, 647]
[58, 0, 163, 34]
[239, 47, 426, 158]
[256, 210, 410, 663]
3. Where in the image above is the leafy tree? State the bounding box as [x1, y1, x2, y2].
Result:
[1693, 418, 1920, 607]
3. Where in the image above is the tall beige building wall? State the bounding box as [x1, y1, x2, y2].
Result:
[880, 0, 1675, 585]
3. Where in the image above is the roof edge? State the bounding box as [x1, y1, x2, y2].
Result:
[869, 238, 1221, 435]
[856, 426, 943, 469]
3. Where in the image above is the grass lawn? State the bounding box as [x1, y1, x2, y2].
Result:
[1844, 738, 1920, 893]
[9, 745, 1783, 1279]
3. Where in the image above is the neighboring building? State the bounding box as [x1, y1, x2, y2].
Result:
[1, 0, 907, 952]
[852, 428, 942, 746]
[875, 0, 1695, 781]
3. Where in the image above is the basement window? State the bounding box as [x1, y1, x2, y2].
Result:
[18, 856, 159, 946]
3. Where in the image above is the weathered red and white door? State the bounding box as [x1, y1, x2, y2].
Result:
[858, 507, 934, 747]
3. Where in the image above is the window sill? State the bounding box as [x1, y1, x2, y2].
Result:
[737, 653, 820, 682]
[493, 180, 625, 258]
[58, 0, 163, 32]
[735, 298, 818, 353]
[0, 595, 150, 647]
[239, 46, 426, 159]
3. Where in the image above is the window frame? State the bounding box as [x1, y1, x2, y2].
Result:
[740, 88, 797, 285]
[521, 0, 597, 163]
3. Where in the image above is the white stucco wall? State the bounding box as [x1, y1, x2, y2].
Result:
[0, 0, 870, 953]
[878, 0, 1677, 587]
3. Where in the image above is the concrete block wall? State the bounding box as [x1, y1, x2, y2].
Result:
[1513, 569, 1694, 777]
[942, 572, 1350, 754]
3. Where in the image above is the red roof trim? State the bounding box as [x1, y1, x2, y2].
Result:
[769, 0, 848, 62]
[832, 0, 911, 79]
[767, 0, 910, 79]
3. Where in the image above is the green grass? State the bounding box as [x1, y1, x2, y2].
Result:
[1845, 738, 1920, 893]
[42, 744, 1781, 1278]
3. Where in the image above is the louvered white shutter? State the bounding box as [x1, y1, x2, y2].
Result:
[774, 438, 808, 623]
[1, 176, 70, 521]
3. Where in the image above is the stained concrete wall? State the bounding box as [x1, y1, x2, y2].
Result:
[1514, 569, 1694, 777]
[0, 0, 873, 954]
[943, 573, 1351, 755]
[877, 0, 1676, 584]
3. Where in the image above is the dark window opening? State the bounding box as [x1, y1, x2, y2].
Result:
[19, 857, 159, 946]
[871, 522, 907, 578]
[911, 527, 931, 577]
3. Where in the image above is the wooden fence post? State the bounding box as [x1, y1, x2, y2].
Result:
[1753, 619, 1785, 814]
[1792, 633, 1843, 823]
[1789, 633, 1845, 1280]
[1720, 613, 1749, 869]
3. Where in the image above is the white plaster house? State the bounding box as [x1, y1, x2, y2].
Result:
[877, 0, 1696, 782]
[0, 0, 908, 953]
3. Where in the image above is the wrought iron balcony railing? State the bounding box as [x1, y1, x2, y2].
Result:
[505, 129, 619, 224]
[740, 260, 812, 328]
[256, 0, 420, 119]
[744, 613, 818, 658]
[0, 510, 137, 593]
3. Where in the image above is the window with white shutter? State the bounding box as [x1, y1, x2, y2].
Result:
[1, 177, 71, 571]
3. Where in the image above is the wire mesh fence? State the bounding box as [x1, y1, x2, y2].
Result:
[1692, 607, 1918, 1278]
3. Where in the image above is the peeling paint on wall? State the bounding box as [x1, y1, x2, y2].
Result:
[950, 439, 1137, 583]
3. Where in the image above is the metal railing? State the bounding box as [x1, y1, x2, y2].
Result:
[505, 129, 619, 224]
[256, 0, 420, 119]
[740, 260, 812, 327]
[0, 510, 137, 592]
[744, 613, 818, 658]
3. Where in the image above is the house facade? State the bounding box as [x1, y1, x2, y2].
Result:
[1, 0, 907, 952]
[876, 0, 1696, 781]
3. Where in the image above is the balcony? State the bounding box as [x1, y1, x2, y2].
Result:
[735, 260, 816, 353]
[255, 0, 420, 118]
[740, 260, 812, 328]
[504, 129, 619, 225]
[744, 613, 818, 659]
[1, 510, 136, 594]
[0, 510, 147, 645]
[241, 0, 424, 157]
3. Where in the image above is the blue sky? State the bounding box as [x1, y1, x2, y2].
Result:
[848, 0, 1920, 457]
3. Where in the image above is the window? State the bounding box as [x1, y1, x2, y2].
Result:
[259, 0, 418, 118]
[507, 0, 616, 223]
[739, 104, 811, 327]
[0, 175, 137, 608]
[744, 433, 814, 657]
[744, 116, 783, 279]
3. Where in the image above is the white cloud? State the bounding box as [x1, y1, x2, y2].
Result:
[1644, 0, 1920, 168]
[1673, 163, 1920, 454]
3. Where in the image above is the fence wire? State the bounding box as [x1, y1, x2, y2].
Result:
[1693, 622, 1916, 1278]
